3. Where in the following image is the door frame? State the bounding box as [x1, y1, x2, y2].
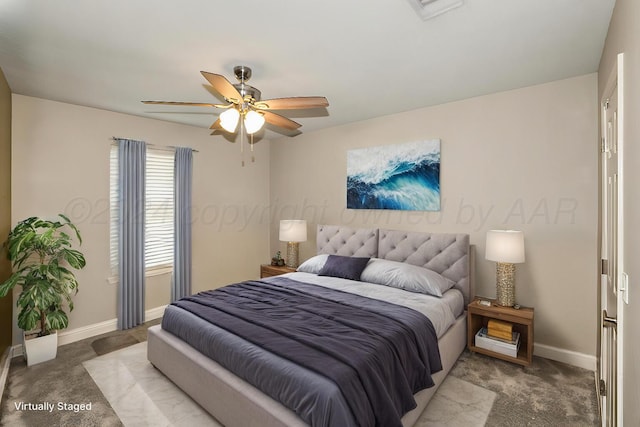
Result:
[597, 52, 625, 426]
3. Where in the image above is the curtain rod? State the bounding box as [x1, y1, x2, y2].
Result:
[110, 137, 199, 153]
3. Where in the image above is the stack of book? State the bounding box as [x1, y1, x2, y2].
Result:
[487, 319, 513, 340]
[475, 319, 521, 357]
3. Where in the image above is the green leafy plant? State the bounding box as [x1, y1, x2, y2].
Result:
[0, 214, 86, 337]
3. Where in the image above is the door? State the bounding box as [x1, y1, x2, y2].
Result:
[598, 53, 625, 427]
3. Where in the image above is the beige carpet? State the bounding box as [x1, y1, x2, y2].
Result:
[1, 318, 599, 427]
[84, 342, 496, 426]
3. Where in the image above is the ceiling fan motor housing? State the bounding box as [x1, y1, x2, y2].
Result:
[234, 84, 261, 102]
[233, 65, 261, 101]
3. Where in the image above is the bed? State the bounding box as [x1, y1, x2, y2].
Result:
[147, 225, 474, 427]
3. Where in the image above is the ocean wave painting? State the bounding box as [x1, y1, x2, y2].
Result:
[347, 139, 441, 211]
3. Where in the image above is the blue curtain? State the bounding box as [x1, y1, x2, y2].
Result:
[117, 138, 146, 330]
[172, 147, 193, 301]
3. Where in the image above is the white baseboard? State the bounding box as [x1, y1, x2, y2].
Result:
[534, 342, 597, 371]
[145, 305, 167, 321]
[12, 305, 167, 358]
[7, 306, 597, 373]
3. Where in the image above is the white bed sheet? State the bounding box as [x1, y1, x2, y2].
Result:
[278, 272, 463, 338]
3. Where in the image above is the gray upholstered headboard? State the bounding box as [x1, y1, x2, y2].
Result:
[317, 225, 474, 304]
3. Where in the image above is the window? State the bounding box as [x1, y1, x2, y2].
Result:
[110, 144, 175, 277]
[145, 148, 175, 270]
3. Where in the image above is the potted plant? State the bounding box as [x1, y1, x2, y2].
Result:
[0, 214, 86, 366]
[271, 251, 285, 266]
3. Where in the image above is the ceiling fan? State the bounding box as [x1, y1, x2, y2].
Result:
[142, 65, 329, 136]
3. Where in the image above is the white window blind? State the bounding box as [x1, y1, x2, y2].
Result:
[109, 145, 119, 276]
[145, 149, 174, 270]
[110, 144, 175, 277]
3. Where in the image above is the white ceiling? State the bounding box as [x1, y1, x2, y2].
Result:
[0, 0, 615, 139]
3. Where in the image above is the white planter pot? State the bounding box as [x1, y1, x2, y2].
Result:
[23, 331, 58, 366]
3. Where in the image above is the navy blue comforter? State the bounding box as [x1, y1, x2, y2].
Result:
[167, 277, 442, 427]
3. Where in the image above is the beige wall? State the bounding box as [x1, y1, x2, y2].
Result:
[8, 74, 601, 359]
[270, 74, 599, 357]
[10, 95, 271, 345]
[598, 0, 640, 424]
[0, 69, 12, 350]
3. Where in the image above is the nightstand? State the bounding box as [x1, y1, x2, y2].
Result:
[260, 264, 296, 278]
[467, 298, 534, 366]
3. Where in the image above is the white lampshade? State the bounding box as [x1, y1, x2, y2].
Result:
[244, 110, 265, 134]
[485, 230, 525, 264]
[220, 108, 240, 132]
[279, 220, 307, 242]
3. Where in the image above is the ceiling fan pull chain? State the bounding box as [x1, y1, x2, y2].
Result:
[250, 134, 255, 163]
[240, 119, 245, 167]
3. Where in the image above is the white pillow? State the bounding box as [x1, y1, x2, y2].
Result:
[296, 254, 330, 274]
[360, 258, 455, 297]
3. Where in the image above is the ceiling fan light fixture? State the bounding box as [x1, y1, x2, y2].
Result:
[220, 108, 240, 132]
[244, 110, 265, 134]
[143, 66, 329, 144]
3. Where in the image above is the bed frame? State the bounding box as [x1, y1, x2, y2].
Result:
[148, 225, 474, 427]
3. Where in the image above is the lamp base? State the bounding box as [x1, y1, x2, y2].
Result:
[285, 242, 299, 268]
[495, 262, 516, 307]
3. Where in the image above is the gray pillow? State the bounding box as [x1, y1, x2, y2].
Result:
[360, 258, 455, 297]
[296, 254, 329, 274]
[318, 255, 371, 281]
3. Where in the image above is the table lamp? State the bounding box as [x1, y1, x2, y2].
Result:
[485, 230, 525, 307]
[279, 220, 307, 268]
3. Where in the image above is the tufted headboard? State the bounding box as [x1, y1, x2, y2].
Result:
[317, 225, 474, 305]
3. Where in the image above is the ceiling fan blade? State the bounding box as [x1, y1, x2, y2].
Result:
[262, 111, 302, 130]
[255, 96, 329, 110]
[142, 100, 225, 107]
[201, 71, 243, 104]
[210, 118, 223, 130]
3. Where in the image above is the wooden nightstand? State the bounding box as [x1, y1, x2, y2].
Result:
[260, 264, 296, 278]
[467, 298, 534, 366]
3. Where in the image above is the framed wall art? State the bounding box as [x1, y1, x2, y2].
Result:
[347, 139, 441, 211]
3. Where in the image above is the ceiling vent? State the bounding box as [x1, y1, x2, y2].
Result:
[406, 0, 464, 21]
